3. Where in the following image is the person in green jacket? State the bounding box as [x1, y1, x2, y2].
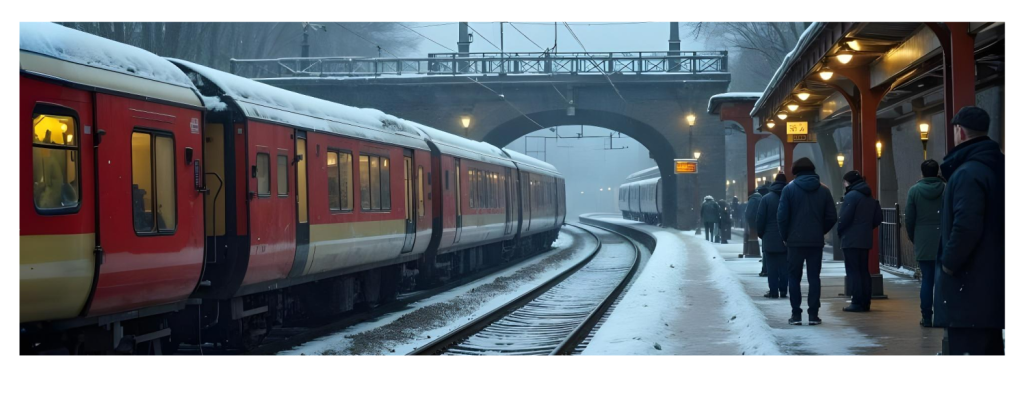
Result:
[905, 159, 945, 327]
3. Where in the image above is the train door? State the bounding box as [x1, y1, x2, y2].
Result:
[522, 171, 532, 232]
[243, 122, 295, 285]
[91, 94, 204, 315]
[504, 168, 513, 235]
[401, 151, 415, 253]
[454, 158, 463, 243]
[288, 130, 311, 276]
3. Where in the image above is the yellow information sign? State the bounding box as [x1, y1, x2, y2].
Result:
[674, 159, 698, 174]
[787, 121, 809, 134]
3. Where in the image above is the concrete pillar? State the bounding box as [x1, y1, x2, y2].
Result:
[458, 22, 471, 73]
[669, 22, 680, 72]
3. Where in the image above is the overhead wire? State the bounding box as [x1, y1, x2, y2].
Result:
[561, 22, 627, 102]
[507, 22, 545, 51]
[465, 24, 502, 54]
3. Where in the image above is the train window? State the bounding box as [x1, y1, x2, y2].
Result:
[31, 109, 80, 214]
[404, 157, 413, 220]
[467, 169, 474, 208]
[380, 157, 391, 210]
[445, 170, 449, 190]
[131, 130, 176, 234]
[277, 154, 288, 196]
[359, 154, 391, 211]
[256, 153, 270, 196]
[327, 151, 353, 211]
[417, 166, 424, 217]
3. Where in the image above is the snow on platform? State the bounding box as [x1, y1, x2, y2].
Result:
[581, 215, 781, 355]
[587, 217, 943, 355]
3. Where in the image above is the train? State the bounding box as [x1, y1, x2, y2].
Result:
[20, 22, 566, 354]
[618, 166, 663, 225]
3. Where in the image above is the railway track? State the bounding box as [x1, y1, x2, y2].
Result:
[409, 222, 641, 355]
[174, 225, 596, 355]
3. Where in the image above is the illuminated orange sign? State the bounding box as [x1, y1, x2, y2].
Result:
[787, 121, 809, 134]
[675, 159, 698, 174]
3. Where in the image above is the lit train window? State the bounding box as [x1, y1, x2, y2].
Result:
[31, 109, 79, 213]
[417, 166, 424, 217]
[277, 154, 288, 196]
[131, 130, 176, 234]
[360, 154, 391, 211]
[256, 153, 270, 196]
[326, 150, 353, 211]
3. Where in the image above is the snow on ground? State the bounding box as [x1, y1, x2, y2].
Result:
[582, 216, 781, 355]
[280, 226, 598, 355]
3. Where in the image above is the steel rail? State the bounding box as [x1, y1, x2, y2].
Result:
[408, 222, 639, 356]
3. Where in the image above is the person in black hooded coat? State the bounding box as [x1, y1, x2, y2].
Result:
[756, 173, 788, 298]
[934, 107, 1004, 355]
[777, 158, 837, 325]
[837, 171, 882, 312]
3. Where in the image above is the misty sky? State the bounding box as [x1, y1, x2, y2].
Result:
[404, 22, 704, 57]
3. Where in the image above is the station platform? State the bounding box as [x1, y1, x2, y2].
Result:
[581, 215, 943, 355]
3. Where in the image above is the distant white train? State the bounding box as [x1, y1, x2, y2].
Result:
[618, 166, 662, 225]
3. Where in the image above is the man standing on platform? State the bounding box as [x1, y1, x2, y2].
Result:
[935, 106, 1004, 355]
[756, 173, 788, 299]
[745, 185, 767, 276]
[837, 170, 882, 313]
[701, 195, 720, 242]
[778, 158, 836, 326]
[905, 159, 944, 327]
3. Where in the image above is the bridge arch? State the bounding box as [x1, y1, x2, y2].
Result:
[482, 109, 681, 227]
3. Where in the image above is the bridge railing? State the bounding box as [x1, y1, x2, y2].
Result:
[228, 51, 728, 79]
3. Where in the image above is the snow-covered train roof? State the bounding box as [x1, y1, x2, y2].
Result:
[412, 124, 515, 168]
[20, 22, 202, 108]
[625, 166, 661, 182]
[501, 149, 562, 178]
[168, 58, 430, 151]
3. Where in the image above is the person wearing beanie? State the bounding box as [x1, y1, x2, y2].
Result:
[837, 170, 883, 312]
[756, 173, 789, 298]
[777, 157, 837, 325]
[744, 185, 766, 276]
[700, 195, 721, 242]
[906, 159, 944, 327]
[935, 106, 1004, 355]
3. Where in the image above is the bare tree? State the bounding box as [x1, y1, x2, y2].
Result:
[59, 22, 421, 71]
[687, 22, 810, 91]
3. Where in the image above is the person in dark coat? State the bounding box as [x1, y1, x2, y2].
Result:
[934, 106, 1004, 355]
[731, 196, 741, 227]
[717, 199, 732, 243]
[756, 173, 788, 298]
[837, 170, 883, 312]
[745, 185, 769, 276]
[777, 158, 837, 326]
[700, 196, 720, 242]
[905, 159, 945, 327]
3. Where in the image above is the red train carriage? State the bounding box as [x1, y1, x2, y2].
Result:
[20, 23, 207, 353]
[169, 59, 436, 348]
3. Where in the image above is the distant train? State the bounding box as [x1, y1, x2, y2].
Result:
[20, 23, 565, 353]
[618, 166, 662, 225]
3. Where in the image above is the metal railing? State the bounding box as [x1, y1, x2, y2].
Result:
[879, 204, 919, 272]
[229, 51, 728, 79]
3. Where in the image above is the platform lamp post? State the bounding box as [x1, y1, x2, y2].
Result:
[919, 122, 930, 160]
[461, 115, 471, 138]
[686, 113, 698, 230]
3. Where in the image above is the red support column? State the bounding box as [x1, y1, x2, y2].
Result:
[782, 141, 796, 175]
[926, 22, 977, 153]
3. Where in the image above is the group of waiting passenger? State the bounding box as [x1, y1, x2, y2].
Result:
[734, 106, 1002, 355]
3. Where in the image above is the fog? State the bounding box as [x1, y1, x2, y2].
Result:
[504, 126, 656, 221]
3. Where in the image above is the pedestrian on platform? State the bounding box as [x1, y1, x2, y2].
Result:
[837, 170, 882, 313]
[905, 159, 944, 327]
[935, 106, 1004, 355]
[756, 173, 788, 299]
[745, 185, 767, 276]
[731, 196, 741, 228]
[701, 195, 720, 242]
[778, 158, 837, 326]
[718, 199, 732, 244]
